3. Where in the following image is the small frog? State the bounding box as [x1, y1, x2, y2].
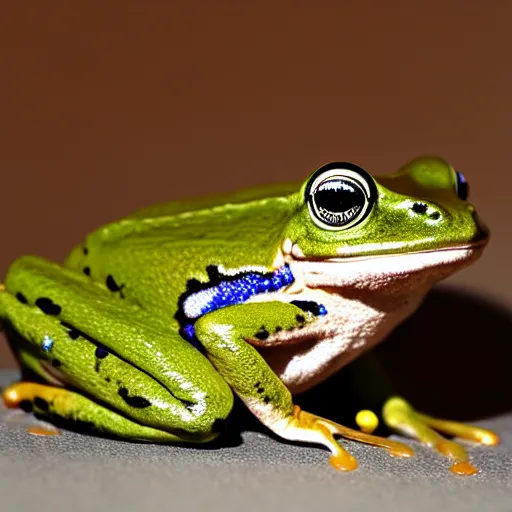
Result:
[0, 156, 499, 475]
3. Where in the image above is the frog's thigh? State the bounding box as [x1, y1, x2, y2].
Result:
[194, 303, 414, 471]
[3, 381, 193, 442]
[0, 256, 233, 441]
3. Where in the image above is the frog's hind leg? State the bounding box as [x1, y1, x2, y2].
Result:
[2, 381, 190, 442]
[0, 256, 233, 443]
[382, 397, 499, 475]
[344, 352, 500, 476]
[1, 349, 188, 441]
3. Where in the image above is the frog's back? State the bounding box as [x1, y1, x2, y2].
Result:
[64, 182, 300, 321]
[126, 182, 300, 220]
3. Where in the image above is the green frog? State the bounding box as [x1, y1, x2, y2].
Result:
[0, 156, 499, 475]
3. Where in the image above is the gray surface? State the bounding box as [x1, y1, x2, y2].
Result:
[1, 370, 511, 512]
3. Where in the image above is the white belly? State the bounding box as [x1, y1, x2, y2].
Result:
[249, 286, 428, 394]
[246, 245, 482, 394]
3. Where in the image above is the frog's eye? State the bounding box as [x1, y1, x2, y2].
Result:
[455, 171, 469, 201]
[305, 162, 377, 231]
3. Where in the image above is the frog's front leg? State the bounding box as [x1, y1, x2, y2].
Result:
[344, 352, 500, 475]
[0, 256, 233, 443]
[194, 302, 413, 471]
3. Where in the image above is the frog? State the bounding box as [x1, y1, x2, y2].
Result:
[0, 156, 499, 475]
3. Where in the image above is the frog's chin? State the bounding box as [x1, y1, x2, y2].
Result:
[291, 242, 486, 292]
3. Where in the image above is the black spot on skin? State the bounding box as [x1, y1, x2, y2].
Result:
[16, 292, 28, 304]
[255, 328, 270, 341]
[206, 265, 221, 281]
[263, 395, 271, 404]
[60, 322, 82, 340]
[412, 202, 428, 214]
[118, 387, 151, 408]
[430, 211, 441, 220]
[35, 298, 61, 316]
[19, 400, 33, 413]
[34, 397, 49, 412]
[295, 314, 306, 324]
[95, 347, 109, 359]
[51, 359, 62, 368]
[94, 347, 109, 372]
[185, 279, 203, 293]
[68, 329, 80, 340]
[253, 383, 268, 394]
[83, 247, 89, 255]
[106, 275, 123, 292]
[105, 377, 111, 383]
[275, 326, 282, 332]
[290, 300, 323, 316]
[83, 267, 91, 276]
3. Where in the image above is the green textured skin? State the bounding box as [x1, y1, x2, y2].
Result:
[0, 156, 487, 440]
[195, 302, 314, 415]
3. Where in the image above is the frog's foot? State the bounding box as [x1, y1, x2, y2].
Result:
[270, 404, 413, 472]
[382, 396, 500, 476]
[2, 381, 209, 443]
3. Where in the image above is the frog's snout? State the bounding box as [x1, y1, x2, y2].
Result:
[394, 195, 490, 250]
[469, 209, 490, 245]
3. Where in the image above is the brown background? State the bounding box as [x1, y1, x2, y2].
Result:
[0, 1, 511, 368]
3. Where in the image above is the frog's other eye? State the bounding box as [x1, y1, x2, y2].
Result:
[455, 171, 469, 201]
[305, 162, 377, 231]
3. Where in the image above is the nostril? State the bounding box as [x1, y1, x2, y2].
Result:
[412, 202, 428, 214]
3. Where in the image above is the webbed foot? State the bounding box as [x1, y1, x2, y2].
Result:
[382, 396, 500, 475]
[274, 405, 413, 472]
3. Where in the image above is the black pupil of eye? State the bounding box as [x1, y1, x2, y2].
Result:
[313, 178, 366, 226]
[455, 171, 469, 200]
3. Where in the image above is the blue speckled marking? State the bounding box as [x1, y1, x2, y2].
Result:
[290, 299, 328, 317]
[184, 324, 196, 341]
[182, 264, 295, 343]
[317, 304, 328, 315]
[185, 264, 294, 320]
[41, 335, 54, 352]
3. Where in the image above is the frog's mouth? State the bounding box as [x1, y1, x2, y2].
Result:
[286, 239, 487, 291]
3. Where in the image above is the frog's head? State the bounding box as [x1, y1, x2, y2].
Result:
[283, 157, 489, 291]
